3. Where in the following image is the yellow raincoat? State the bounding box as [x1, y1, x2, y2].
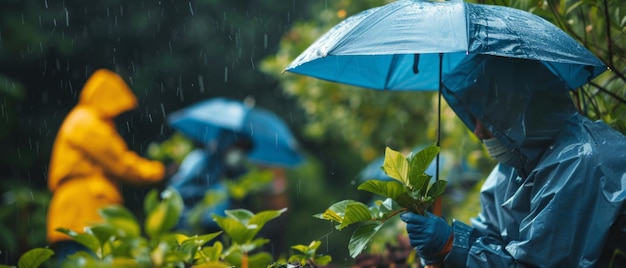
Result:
[46, 69, 165, 244]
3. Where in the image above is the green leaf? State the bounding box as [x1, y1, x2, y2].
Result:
[409, 145, 440, 176]
[382, 147, 409, 184]
[145, 187, 184, 238]
[393, 192, 415, 210]
[181, 232, 222, 248]
[17, 248, 54, 268]
[224, 169, 274, 201]
[338, 203, 373, 230]
[247, 252, 273, 268]
[199, 241, 224, 262]
[86, 224, 117, 247]
[287, 254, 306, 265]
[55, 228, 100, 255]
[217, 208, 286, 245]
[143, 189, 159, 215]
[348, 223, 384, 258]
[357, 180, 406, 199]
[249, 238, 271, 249]
[413, 174, 432, 197]
[108, 237, 149, 260]
[312, 200, 360, 223]
[315, 255, 332, 265]
[290, 245, 307, 253]
[180, 232, 223, 259]
[426, 180, 448, 199]
[225, 209, 255, 223]
[248, 208, 287, 231]
[312, 209, 342, 223]
[99, 206, 141, 237]
[213, 216, 250, 244]
[307, 240, 321, 251]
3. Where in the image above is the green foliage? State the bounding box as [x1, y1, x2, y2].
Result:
[0, 182, 50, 265]
[214, 208, 286, 247]
[143, 187, 184, 239]
[48, 187, 293, 267]
[147, 133, 194, 165]
[314, 145, 447, 258]
[223, 169, 274, 201]
[54, 187, 226, 267]
[286, 240, 332, 266]
[17, 248, 54, 268]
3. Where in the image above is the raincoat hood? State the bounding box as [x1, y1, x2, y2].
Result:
[78, 69, 138, 118]
[442, 54, 578, 174]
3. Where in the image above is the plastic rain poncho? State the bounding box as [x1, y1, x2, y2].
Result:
[440, 55, 626, 267]
[47, 69, 165, 244]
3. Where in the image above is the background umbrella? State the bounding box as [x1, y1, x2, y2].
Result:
[168, 97, 304, 167]
[285, 0, 606, 91]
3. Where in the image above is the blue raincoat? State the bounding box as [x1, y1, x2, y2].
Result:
[441, 55, 626, 267]
[169, 131, 248, 232]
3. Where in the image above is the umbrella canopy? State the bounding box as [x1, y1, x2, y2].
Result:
[285, 0, 606, 91]
[168, 98, 304, 167]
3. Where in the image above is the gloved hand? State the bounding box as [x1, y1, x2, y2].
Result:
[400, 211, 453, 265]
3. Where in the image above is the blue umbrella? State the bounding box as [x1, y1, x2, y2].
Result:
[285, 0, 606, 91]
[285, 0, 607, 186]
[168, 98, 304, 167]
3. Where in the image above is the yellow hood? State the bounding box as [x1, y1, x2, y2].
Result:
[78, 69, 137, 118]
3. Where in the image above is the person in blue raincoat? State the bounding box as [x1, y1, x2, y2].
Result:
[168, 130, 252, 234]
[400, 55, 626, 267]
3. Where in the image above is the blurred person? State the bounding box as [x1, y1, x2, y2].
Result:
[166, 97, 304, 259]
[168, 130, 252, 234]
[46, 69, 167, 263]
[400, 55, 626, 267]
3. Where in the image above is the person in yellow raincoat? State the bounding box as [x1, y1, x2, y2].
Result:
[46, 69, 166, 262]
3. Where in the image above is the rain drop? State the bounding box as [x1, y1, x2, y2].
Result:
[197, 75, 205, 93]
[188, 2, 194, 16]
[65, 8, 69, 27]
[160, 103, 166, 118]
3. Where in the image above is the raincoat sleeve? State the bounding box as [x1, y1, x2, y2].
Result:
[446, 156, 617, 267]
[70, 113, 165, 183]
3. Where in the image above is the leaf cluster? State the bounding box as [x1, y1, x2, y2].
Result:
[52, 187, 285, 268]
[313, 145, 447, 258]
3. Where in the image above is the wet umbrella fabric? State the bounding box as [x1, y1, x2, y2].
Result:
[168, 98, 303, 167]
[285, 0, 606, 91]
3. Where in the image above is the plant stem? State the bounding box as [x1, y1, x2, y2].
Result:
[382, 208, 408, 222]
[242, 252, 248, 268]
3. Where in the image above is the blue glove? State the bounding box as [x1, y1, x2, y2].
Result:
[400, 212, 453, 264]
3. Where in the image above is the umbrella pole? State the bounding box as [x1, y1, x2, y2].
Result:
[433, 53, 443, 217]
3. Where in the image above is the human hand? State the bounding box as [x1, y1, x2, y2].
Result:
[400, 212, 453, 265]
